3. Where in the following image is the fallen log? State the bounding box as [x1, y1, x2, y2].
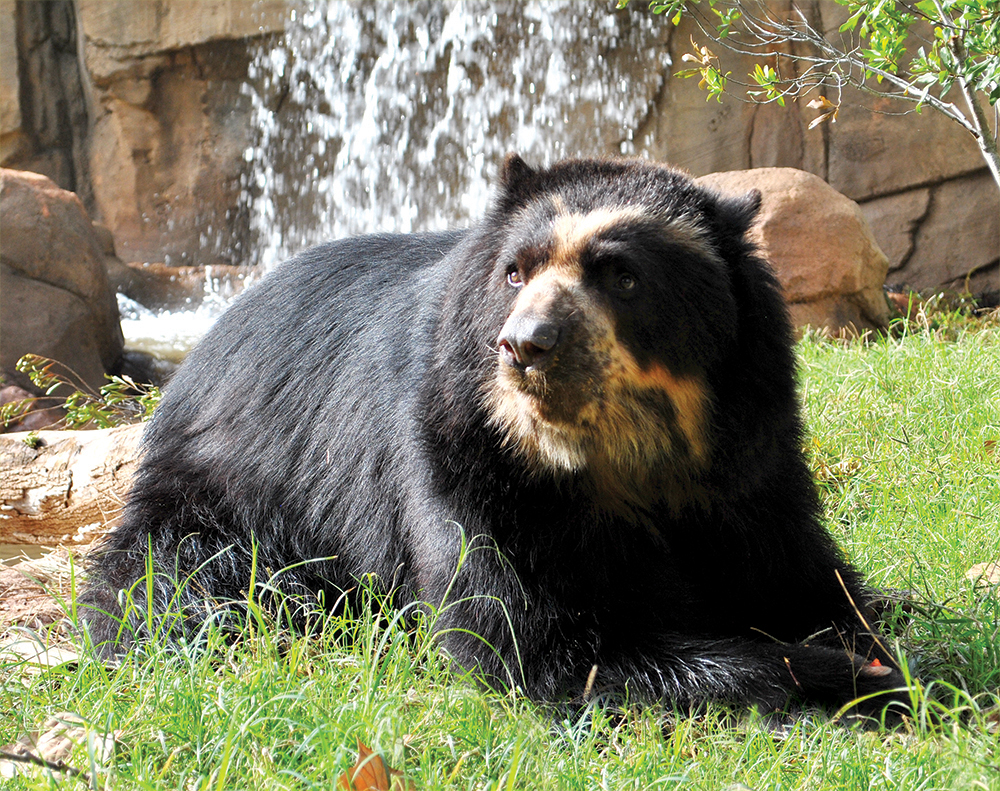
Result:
[0, 424, 144, 546]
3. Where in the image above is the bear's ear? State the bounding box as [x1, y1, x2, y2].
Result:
[714, 188, 761, 240]
[742, 188, 763, 218]
[499, 153, 535, 190]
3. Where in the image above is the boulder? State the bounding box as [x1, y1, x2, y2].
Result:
[696, 168, 891, 335]
[0, 423, 144, 546]
[0, 168, 125, 395]
[0, 385, 64, 432]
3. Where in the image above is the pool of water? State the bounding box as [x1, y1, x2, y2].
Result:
[118, 292, 232, 363]
[0, 544, 49, 566]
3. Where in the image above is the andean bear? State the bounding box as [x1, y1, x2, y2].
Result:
[82, 155, 907, 717]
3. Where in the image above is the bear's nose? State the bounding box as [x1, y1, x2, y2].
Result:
[497, 314, 560, 370]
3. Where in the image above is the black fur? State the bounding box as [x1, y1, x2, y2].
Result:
[82, 157, 907, 716]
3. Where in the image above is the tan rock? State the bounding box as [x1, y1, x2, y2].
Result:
[966, 561, 1000, 590]
[0, 4, 21, 139]
[0, 424, 144, 546]
[696, 167, 891, 335]
[828, 94, 986, 202]
[77, 0, 288, 80]
[82, 42, 260, 265]
[0, 169, 125, 393]
[643, 15, 758, 177]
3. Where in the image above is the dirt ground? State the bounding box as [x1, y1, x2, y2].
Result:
[0, 548, 78, 634]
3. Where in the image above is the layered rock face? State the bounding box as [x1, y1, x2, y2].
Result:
[1, 0, 285, 268]
[0, 1, 996, 307]
[0, 1, 90, 199]
[75, 0, 286, 266]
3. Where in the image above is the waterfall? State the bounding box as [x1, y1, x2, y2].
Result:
[240, 1, 669, 270]
[120, 2, 669, 359]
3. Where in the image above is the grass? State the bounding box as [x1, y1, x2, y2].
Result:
[2, 313, 999, 790]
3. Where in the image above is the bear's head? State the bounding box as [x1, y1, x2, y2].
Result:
[473, 155, 768, 488]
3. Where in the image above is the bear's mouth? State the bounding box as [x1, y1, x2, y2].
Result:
[486, 343, 712, 477]
[495, 352, 600, 426]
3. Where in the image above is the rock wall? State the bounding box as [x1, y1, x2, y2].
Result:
[643, 8, 998, 294]
[0, 0, 996, 292]
[1, 0, 286, 267]
[0, 1, 90, 201]
[76, 0, 287, 266]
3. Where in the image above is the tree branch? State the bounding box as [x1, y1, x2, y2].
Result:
[0, 748, 93, 784]
[683, 1, 976, 132]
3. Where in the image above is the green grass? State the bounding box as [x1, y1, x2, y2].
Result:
[2, 317, 999, 790]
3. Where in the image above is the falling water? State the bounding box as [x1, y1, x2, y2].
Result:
[121, 2, 670, 357]
[239, 1, 670, 270]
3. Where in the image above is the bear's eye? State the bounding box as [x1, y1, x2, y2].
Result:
[507, 269, 524, 288]
[614, 273, 636, 292]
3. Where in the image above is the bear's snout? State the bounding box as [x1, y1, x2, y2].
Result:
[497, 313, 561, 370]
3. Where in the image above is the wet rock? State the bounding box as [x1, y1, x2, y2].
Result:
[0, 169, 125, 394]
[109, 261, 251, 312]
[0, 2, 90, 198]
[76, 0, 287, 266]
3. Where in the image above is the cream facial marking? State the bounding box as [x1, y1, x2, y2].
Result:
[549, 207, 646, 273]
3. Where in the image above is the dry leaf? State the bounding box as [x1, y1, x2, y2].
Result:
[338, 741, 416, 791]
[965, 561, 1000, 588]
[806, 94, 839, 128]
[806, 95, 836, 112]
[681, 35, 716, 68]
[807, 111, 837, 130]
[984, 439, 997, 458]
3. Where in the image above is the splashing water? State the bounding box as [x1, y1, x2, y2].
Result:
[117, 270, 240, 363]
